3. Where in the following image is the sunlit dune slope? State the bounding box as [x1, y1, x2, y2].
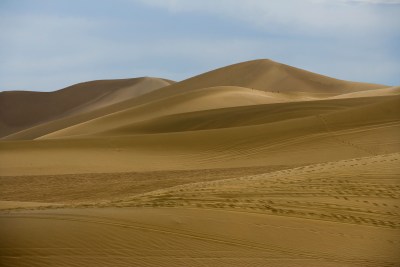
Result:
[0, 77, 173, 138]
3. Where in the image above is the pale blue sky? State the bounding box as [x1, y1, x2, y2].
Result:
[0, 0, 399, 91]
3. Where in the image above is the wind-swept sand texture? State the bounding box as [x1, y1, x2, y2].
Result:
[1, 154, 399, 267]
[0, 59, 399, 267]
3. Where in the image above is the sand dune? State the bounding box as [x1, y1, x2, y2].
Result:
[1, 59, 385, 140]
[0, 77, 173, 138]
[0, 59, 399, 267]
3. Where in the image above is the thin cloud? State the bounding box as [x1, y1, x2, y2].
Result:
[135, 0, 399, 37]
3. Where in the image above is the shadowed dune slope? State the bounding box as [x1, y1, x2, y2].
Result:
[0, 77, 173, 138]
[1, 59, 386, 140]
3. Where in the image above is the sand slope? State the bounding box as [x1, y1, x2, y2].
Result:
[0, 95, 398, 175]
[38, 85, 304, 139]
[98, 95, 398, 135]
[0, 77, 173, 138]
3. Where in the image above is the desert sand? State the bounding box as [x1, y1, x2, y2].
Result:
[0, 59, 399, 267]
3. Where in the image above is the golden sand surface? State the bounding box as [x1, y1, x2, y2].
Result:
[1, 59, 399, 266]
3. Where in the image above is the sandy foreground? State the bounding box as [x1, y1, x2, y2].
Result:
[0, 59, 399, 266]
[1, 154, 399, 267]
